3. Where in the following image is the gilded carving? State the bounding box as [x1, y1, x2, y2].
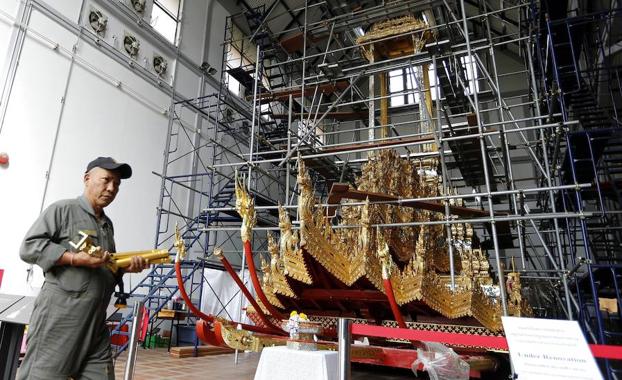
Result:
[291, 150, 530, 331]
[278, 205, 313, 284]
[235, 172, 256, 243]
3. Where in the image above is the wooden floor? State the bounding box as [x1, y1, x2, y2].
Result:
[113, 347, 420, 380]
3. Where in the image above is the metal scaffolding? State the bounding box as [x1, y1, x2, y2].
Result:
[125, 0, 621, 374]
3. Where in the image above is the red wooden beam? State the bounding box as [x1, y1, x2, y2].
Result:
[271, 111, 369, 121]
[326, 183, 513, 240]
[300, 288, 389, 302]
[254, 80, 349, 101]
[353, 324, 509, 349]
[353, 323, 622, 361]
[215, 251, 286, 335]
[174, 259, 278, 335]
[279, 31, 326, 54]
[243, 240, 285, 320]
[383, 279, 408, 328]
[351, 346, 486, 378]
[304, 255, 348, 312]
[328, 183, 501, 218]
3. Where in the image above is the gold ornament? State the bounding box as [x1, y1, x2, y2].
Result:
[235, 171, 256, 243]
[278, 205, 313, 284]
[288, 150, 531, 332]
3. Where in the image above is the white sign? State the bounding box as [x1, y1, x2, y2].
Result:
[502, 317, 603, 380]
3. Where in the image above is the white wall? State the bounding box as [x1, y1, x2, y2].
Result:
[0, 7, 78, 294]
[0, 0, 228, 295]
[0, 1, 21, 90]
[203, 0, 227, 76]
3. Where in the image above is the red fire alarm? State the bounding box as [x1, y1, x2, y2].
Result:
[0, 152, 8, 166]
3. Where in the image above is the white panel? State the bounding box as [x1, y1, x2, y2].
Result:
[178, 0, 208, 64]
[30, 9, 81, 48]
[41, 57, 177, 291]
[44, 62, 170, 255]
[201, 268, 255, 324]
[0, 0, 20, 16]
[205, 0, 227, 72]
[0, 10, 75, 296]
[0, 11, 17, 92]
[76, 41, 170, 109]
[174, 63, 199, 99]
[40, 0, 84, 23]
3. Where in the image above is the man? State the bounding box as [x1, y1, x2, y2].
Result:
[18, 157, 150, 380]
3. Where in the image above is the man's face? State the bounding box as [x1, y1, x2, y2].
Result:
[84, 167, 121, 210]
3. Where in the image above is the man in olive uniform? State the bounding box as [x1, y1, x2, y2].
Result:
[18, 157, 150, 380]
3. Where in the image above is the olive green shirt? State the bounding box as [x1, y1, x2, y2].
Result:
[20, 195, 117, 295]
[18, 195, 119, 379]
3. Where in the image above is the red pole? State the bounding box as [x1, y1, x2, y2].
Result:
[216, 251, 287, 335]
[175, 258, 282, 335]
[383, 278, 407, 328]
[243, 240, 285, 319]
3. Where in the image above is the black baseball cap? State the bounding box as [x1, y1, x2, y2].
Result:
[86, 157, 132, 179]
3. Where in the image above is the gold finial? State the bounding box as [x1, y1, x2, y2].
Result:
[296, 154, 312, 190]
[377, 227, 393, 280]
[235, 171, 256, 243]
[357, 198, 370, 253]
[267, 232, 278, 255]
[174, 223, 186, 263]
[278, 203, 291, 230]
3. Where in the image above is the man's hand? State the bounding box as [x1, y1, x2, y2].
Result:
[125, 256, 150, 273]
[72, 250, 111, 268]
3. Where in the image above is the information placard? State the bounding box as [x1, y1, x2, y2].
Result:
[502, 316, 603, 380]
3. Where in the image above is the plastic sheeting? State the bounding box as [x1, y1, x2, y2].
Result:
[412, 342, 470, 380]
[200, 267, 256, 325]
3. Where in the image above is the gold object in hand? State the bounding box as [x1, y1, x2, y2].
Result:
[69, 231, 171, 272]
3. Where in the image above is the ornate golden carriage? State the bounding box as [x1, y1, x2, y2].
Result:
[174, 14, 531, 375]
